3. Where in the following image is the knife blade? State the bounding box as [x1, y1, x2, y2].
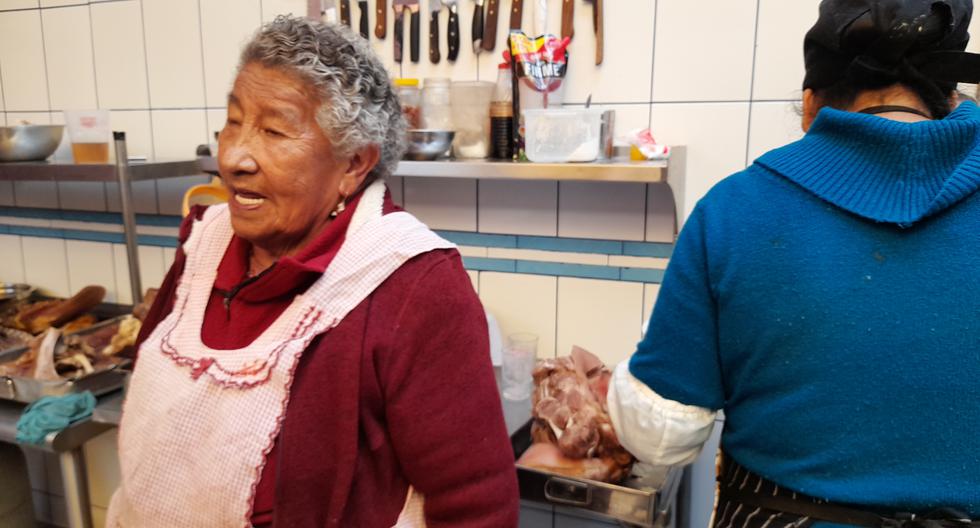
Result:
[358, 0, 370, 38]
[508, 0, 522, 29]
[375, 0, 387, 38]
[340, 0, 352, 25]
[445, 0, 460, 61]
[481, 0, 499, 51]
[429, 0, 442, 63]
[560, 0, 573, 40]
[472, 0, 485, 54]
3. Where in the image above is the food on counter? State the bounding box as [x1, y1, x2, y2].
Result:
[0, 327, 32, 352]
[132, 288, 158, 322]
[517, 346, 634, 483]
[10, 286, 106, 334]
[62, 314, 97, 334]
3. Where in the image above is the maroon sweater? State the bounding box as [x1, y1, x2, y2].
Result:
[135, 192, 519, 527]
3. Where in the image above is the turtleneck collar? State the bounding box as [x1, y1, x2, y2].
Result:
[755, 101, 980, 226]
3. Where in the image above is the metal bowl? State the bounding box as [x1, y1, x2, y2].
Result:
[0, 125, 64, 162]
[404, 129, 455, 161]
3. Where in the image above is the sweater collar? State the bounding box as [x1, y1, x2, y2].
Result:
[756, 101, 980, 226]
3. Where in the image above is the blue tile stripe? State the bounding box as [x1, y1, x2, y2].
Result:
[0, 206, 182, 228]
[0, 209, 672, 283]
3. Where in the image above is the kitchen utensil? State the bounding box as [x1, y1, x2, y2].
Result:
[523, 108, 602, 163]
[393, 0, 414, 62]
[318, 0, 339, 23]
[509, 0, 523, 29]
[375, 0, 387, 37]
[358, 0, 370, 38]
[512, 420, 682, 528]
[472, 0, 485, 53]
[0, 125, 64, 162]
[588, 0, 603, 65]
[404, 129, 455, 160]
[429, 0, 442, 63]
[0, 284, 34, 303]
[340, 0, 352, 25]
[481, 0, 500, 51]
[445, 0, 461, 61]
[561, 0, 574, 39]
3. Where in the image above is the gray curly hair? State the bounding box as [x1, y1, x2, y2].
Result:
[239, 15, 406, 183]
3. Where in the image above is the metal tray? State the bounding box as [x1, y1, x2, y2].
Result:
[0, 283, 35, 302]
[0, 317, 131, 404]
[511, 419, 682, 528]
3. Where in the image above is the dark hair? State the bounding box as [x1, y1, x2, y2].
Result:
[813, 77, 955, 119]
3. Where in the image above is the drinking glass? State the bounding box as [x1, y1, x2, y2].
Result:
[502, 332, 538, 401]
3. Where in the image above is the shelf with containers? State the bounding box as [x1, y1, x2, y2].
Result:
[0, 132, 203, 304]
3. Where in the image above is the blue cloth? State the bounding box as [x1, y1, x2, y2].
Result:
[630, 102, 980, 516]
[16, 391, 96, 446]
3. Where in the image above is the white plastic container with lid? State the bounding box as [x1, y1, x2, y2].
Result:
[522, 108, 603, 163]
[421, 78, 453, 130]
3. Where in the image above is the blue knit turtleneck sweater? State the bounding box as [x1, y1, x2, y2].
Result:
[631, 102, 980, 515]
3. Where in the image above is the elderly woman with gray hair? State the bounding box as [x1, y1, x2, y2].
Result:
[106, 16, 518, 528]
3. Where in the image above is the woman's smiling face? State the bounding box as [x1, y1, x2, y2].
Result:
[218, 62, 348, 258]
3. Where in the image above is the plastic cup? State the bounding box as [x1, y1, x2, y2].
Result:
[64, 110, 110, 163]
[450, 81, 494, 158]
[502, 332, 538, 401]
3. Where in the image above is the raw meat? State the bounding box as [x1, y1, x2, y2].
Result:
[518, 346, 633, 483]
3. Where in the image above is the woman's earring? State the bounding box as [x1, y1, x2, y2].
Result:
[330, 198, 346, 218]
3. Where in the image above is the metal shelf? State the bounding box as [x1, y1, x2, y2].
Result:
[0, 159, 200, 182]
[394, 156, 676, 183]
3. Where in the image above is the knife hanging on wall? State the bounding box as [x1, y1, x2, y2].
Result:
[509, 0, 523, 30]
[376, 0, 387, 37]
[429, 0, 442, 63]
[408, 0, 421, 62]
[340, 0, 352, 26]
[472, 0, 485, 53]
[560, 0, 573, 40]
[481, 0, 500, 51]
[358, 0, 370, 38]
[445, 0, 461, 61]
[592, 0, 603, 65]
[393, 0, 408, 62]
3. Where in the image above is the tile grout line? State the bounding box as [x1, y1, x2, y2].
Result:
[87, 1, 111, 212]
[647, 0, 657, 126]
[744, 0, 762, 167]
[136, 0, 160, 212]
[196, 0, 210, 144]
[36, 4, 61, 209]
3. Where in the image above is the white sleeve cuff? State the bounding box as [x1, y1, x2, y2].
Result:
[606, 361, 717, 466]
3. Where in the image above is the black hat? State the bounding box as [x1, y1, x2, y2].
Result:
[803, 0, 980, 90]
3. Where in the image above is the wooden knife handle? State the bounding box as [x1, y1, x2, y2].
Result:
[560, 0, 573, 40]
[447, 5, 460, 61]
[482, 0, 499, 51]
[340, 0, 351, 25]
[509, 0, 522, 29]
[375, 0, 387, 38]
[594, 0, 603, 65]
[429, 10, 441, 63]
[394, 8, 404, 62]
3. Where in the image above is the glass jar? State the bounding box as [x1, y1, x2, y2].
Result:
[394, 78, 422, 129]
[421, 78, 453, 130]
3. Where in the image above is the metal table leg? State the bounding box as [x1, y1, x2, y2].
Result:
[59, 448, 93, 528]
[113, 131, 143, 305]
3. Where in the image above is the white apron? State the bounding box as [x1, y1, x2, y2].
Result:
[106, 181, 452, 527]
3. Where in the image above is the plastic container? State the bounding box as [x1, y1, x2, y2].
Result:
[64, 110, 110, 163]
[450, 81, 494, 158]
[394, 78, 422, 129]
[522, 108, 602, 163]
[501, 333, 538, 401]
[421, 78, 453, 130]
